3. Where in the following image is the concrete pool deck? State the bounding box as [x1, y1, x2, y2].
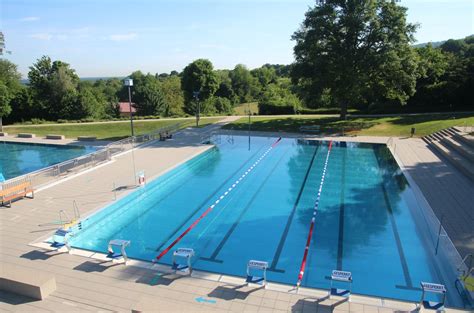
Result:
[1, 121, 472, 312]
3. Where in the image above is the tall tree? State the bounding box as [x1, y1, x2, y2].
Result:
[291, 0, 418, 119]
[159, 75, 185, 116]
[128, 72, 166, 116]
[181, 59, 218, 114]
[229, 64, 258, 103]
[28, 56, 79, 120]
[0, 59, 22, 128]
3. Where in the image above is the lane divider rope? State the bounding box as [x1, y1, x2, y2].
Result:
[154, 137, 283, 262]
[296, 140, 333, 288]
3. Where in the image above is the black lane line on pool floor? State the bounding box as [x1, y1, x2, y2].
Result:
[153, 145, 267, 252]
[336, 142, 347, 270]
[200, 144, 292, 263]
[267, 144, 320, 273]
[373, 147, 418, 292]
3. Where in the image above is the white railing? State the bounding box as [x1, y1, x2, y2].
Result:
[0, 122, 185, 191]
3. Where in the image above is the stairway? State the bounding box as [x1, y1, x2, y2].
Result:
[422, 127, 474, 182]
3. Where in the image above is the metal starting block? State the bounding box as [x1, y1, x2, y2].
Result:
[106, 239, 131, 265]
[420, 282, 446, 310]
[51, 228, 72, 252]
[246, 260, 268, 287]
[330, 270, 352, 298]
[172, 248, 194, 274]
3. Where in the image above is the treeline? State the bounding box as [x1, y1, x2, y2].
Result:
[0, 56, 294, 124]
[0, 36, 472, 124]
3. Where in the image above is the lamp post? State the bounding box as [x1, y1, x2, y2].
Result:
[193, 91, 200, 127]
[124, 78, 134, 136]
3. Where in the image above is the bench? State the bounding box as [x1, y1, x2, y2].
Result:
[46, 134, 65, 140]
[159, 131, 172, 141]
[0, 263, 56, 300]
[299, 125, 321, 133]
[0, 179, 34, 207]
[77, 136, 97, 141]
[17, 133, 35, 138]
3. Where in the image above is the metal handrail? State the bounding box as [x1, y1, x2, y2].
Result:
[0, 122, 185, 191]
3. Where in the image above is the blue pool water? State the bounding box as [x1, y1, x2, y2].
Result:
[0, 141, 96, 180]
[69, 136, 468, 307]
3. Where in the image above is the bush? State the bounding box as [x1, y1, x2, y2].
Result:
[31, 118, 46, 124]
[368, 101, 403, 114]
[258, 103, 295, 115]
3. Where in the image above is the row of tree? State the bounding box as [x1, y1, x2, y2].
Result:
[0, 55, 296, 123]
[1, 1, 473, 123]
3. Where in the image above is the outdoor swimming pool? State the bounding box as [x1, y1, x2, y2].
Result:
[69, 135, 469, 308]
[0, 141, 96, 180]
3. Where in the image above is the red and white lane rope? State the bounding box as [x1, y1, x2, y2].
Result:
[154, 137, 283, 262]
[296, 140, 333, 288]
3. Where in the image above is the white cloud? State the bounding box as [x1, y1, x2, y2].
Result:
[108, 33, 137, 41]
[30, 33, 53, 40]
[19, 16, 39, 22]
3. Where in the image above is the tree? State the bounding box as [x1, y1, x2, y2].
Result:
[159, 75, 184, 116]
[408, 44, 449, 109]
[291, 0, 418, 119]
[229, 64, 258, 103]
[181, 59, 218, 114]
[0, 59, 22, 128]
[28, 56, 79, 120]
[127, 71, 166, 116]
[251, 66, 277, 87]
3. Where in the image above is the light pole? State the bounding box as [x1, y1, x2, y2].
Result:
[193, 91, 200, 127]
[124, 78, 134, 136]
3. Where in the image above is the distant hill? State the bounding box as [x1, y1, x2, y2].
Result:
[21, 76, 123, 85]
[413, 40, 445, 48]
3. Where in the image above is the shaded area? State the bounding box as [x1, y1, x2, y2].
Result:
[207, 284, 263, 301]
[0, 290, 39, 305]
[73, 260, 120, 273]
[222, 113, 474, 137]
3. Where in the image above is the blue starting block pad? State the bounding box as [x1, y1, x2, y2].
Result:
[330, 270, 352, 298]
[172, 248, 194, 274]
[51, 228, 72, 250]
[246, 260, 268, 287]
[330, 288, 351, 297]
[420, 282, 446, 310]
[107, 239, 130, 264]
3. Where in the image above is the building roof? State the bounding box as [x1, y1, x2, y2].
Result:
[118, 102, 136, 113]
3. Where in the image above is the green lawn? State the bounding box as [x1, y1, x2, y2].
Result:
[223, 114, 474, 137]
[233, 102, 259, 115]
[3, 117, 221, 141]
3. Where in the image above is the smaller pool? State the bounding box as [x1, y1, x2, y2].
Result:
[0, 141, 97, 180]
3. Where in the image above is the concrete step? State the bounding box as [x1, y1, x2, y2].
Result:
[440, 138, 474, 163]
[429, 141, 474, 182]
[453, 133, 474, 149]
[431, 132, 445, 141]
[446, 127, 459, 135]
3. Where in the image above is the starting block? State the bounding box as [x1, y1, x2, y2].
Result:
[51, 228, 72, 252]
[246, 260, 268, 287]
[330, 270, 352, 298]
[106, 239, 131, 265]
[420, 282, 446, 310]
[172, 248, 194, 274]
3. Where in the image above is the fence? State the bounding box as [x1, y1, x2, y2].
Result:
[0, 122, 185, 191]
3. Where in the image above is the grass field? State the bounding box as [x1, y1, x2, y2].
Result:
[3, 117, 221, 141]
[223, 114, 474, 137]
[233, 102, 259, 115]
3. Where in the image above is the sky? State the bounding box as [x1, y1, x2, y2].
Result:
[1, 0, 473, 78]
